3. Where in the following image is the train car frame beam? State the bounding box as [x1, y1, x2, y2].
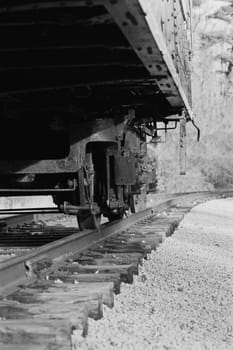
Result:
[104, 0, 192, 119]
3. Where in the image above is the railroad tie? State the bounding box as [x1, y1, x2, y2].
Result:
[0, 195, 205, 349]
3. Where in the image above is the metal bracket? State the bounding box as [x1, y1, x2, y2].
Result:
[191, 118, 200, 142]
[179, 117, 186, 175]
[60, 202, 100, 215]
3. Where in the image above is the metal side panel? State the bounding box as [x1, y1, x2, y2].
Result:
[104, 0, 192, 118]
[114, 156, 136, 186]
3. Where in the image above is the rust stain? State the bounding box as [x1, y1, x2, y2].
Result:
[125, 11, 138, 26]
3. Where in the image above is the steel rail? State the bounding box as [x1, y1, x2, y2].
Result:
[0, 207, 59, 215]
[0, 190, 232, 296]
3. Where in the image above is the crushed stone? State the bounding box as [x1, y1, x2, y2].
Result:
[73, 198, 233, 350]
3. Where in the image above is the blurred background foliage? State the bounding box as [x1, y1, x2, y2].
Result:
[155, 0, 233, 192]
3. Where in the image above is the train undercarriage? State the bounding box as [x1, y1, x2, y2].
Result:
[0, 109, 157, 229]
[0, 0, 193, 230]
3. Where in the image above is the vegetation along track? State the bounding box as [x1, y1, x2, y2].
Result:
[0, 190, 232, 349]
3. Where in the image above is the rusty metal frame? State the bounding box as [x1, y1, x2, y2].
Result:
[0, 0, 192, 119]
[104, 0, 193, 119]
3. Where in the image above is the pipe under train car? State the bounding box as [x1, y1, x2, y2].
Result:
[0, 0, 193, 229]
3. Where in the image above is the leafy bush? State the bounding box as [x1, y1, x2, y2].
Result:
[193, 0, 202, 7]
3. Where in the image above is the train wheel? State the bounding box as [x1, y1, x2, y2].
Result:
[129, 186, 147, 213]
[106, 208, 124, 222]
[77, 210, 101, 230]
[77, 152, 102, 230]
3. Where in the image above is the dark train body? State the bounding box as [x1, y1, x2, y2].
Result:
[0, 0, 192, 229]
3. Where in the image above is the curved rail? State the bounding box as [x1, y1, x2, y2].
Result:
[0, 190, 232, 296]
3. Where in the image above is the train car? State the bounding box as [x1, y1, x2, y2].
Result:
[0, 0, 192, 229]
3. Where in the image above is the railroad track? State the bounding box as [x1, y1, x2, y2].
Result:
[0, 190, 232, 349]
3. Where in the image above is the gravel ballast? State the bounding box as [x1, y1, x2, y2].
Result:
[75, 198, 233, 350]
